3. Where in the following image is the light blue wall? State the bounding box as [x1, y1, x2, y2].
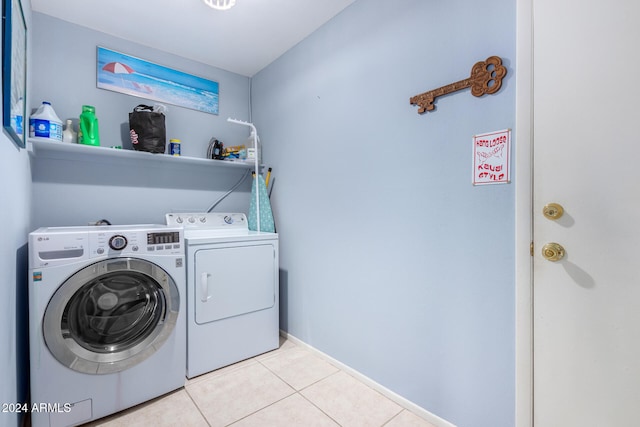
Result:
[29, 13, 254, 227]
[1, 3, 32, 426]
[251, 1, 516, 426]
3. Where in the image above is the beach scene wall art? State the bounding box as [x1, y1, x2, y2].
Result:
[97, 47, 219, 115]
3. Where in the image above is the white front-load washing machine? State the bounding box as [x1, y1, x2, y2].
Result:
[165, 212, 279, 379]
[28, 225, 186, 427]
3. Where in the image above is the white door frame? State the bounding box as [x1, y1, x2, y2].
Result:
[514, 0, 533, 426]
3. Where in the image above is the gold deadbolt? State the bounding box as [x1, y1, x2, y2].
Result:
[542, 242, 565, 262]
[543, 203, 564, 220]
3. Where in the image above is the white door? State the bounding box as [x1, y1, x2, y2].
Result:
[533, 1, 640, 425]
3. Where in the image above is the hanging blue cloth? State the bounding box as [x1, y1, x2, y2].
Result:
[249, 174, 275, 232]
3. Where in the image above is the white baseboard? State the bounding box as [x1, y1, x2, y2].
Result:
[280, 330, 457, 427]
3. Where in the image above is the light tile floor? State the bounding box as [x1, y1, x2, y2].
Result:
[85, 337, 436, 427]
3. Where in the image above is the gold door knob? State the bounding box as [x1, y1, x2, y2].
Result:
[543, 203, 564, 220]
[542, 242, 565, 262]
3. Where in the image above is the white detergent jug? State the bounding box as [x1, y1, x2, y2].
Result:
[29, 101, 63, 141]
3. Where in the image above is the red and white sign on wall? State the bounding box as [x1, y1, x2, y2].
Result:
[472, 129, 511, 185]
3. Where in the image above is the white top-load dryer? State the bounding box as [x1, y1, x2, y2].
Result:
[166, 212, 279, 378]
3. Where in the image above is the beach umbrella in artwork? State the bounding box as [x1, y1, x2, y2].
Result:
[102, 61, 134, 74]
[102, 62, 135, 87]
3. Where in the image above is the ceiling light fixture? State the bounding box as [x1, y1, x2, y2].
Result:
[203, 0, 236, 10]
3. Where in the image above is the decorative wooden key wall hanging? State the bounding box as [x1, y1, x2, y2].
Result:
[410, 56, 507, 114]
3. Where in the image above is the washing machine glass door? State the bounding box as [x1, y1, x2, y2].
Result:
[43, 257, 179, 374]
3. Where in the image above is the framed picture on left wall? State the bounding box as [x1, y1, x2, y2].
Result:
[2, 0, 27, 148]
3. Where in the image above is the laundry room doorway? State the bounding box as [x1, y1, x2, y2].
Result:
[519, 0, 640, 425]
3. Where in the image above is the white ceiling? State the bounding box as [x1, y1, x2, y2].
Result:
[30, 0, 356, 77]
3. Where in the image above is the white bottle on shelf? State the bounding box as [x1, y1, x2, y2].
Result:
[62, 119, 77, 143]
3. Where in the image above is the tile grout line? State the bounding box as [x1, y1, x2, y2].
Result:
[242, 351, 345, 426]
[223, 389, 297, 426]
[255, 350, 340, 391]
[380, 408, 405, 426]
[294, 370, 403, 427]
[183, 384, 213, 427]
[381, 409, 410, 427]
[296, 387, 344, 426]
[186, 358, 297, 427]
[248, 356, 343, 425]
[182, 347, 297, 427]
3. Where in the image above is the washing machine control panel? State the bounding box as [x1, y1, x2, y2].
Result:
[91, 228, 183, 257]
[29, 226, 184, 267]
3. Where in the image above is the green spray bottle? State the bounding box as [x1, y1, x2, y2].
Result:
[78, 105, 100, 146]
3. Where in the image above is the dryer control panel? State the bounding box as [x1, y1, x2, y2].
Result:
[165, 212, 248, 230]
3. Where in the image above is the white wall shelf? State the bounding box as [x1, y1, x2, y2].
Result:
[27, 138, 254, 170]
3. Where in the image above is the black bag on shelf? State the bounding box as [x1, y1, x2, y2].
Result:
[129, 105, 166, 153]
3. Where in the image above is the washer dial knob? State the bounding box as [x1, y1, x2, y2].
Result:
[109, 235, 128, 250]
